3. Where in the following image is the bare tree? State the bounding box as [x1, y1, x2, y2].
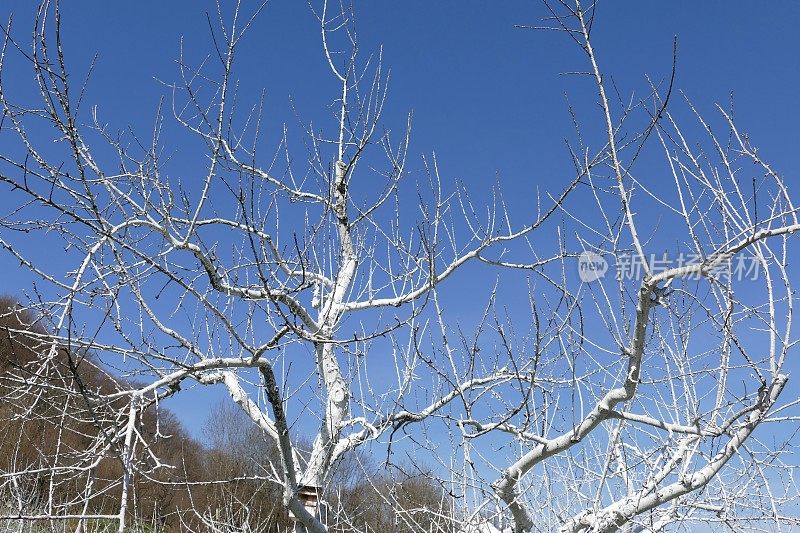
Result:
[0, 1, 798, 533]
[425, 3, 800, 532]
[0, 1, 573, 532]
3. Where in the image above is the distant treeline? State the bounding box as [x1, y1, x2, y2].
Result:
[0, 295, 453, 532]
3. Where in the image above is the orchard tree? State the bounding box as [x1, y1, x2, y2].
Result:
[437, 4, 800, 532]
[0, 1, 574, 531]
[0, 1, 798, 533]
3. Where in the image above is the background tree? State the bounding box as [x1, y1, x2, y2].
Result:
[0, 294, 200, 531]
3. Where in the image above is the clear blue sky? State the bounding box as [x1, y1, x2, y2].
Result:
[1, 1, 799, 440]
[3, 1, 798, 202]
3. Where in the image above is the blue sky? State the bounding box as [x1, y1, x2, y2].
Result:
[1, 0, 799, 449]
[3, 1, 798, 205]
